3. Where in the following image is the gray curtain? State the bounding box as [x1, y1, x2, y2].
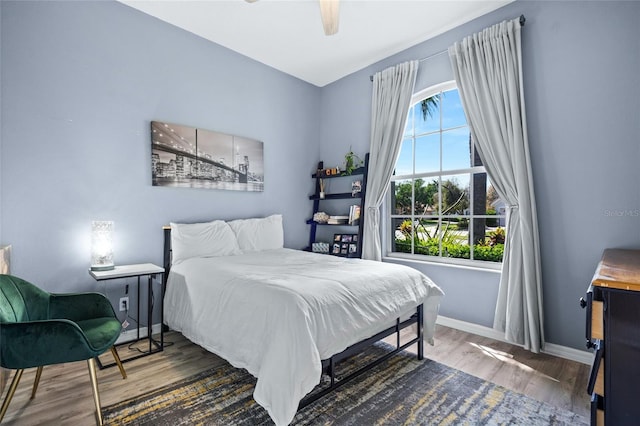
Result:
[449, 18, 544, 352]
[362, 61, 419, 261]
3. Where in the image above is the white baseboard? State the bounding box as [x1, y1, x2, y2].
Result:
[436, 316, 594, 365]
[542, 342, 594, 366]
[115, 323, 163, 345]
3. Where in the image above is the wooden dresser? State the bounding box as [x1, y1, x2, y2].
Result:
[582, 248, 640, 425]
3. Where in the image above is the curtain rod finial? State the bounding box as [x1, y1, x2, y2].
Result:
[520, 15, 526, 26]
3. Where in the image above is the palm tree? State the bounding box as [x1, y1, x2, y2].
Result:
[421, 94, 441, 121]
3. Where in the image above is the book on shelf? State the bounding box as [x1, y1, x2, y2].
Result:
[328, 215, 349, 225]
[348, 205, 361, 225]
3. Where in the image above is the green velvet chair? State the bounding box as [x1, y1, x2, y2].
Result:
[0, 274, 127, 425]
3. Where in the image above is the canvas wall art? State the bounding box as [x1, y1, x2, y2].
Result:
[151, 121, 264, 191]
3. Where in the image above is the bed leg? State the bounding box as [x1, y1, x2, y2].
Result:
[329, 357, 335, 387]
[417, 304, 424, 360]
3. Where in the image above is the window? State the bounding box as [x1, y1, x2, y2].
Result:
[389, 82, 506, 264]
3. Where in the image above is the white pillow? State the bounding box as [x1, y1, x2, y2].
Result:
[170, 220, 241, 265]
[228, 214, 284, 252]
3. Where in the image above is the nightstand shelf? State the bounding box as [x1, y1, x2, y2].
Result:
[90, 263, 165, 367]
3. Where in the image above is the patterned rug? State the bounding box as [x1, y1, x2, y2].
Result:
[103, 343, 587, 425]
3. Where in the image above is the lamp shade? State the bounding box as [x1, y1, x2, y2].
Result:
[90, 221, 114, 271]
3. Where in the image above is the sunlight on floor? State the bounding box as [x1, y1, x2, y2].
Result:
[467, 342, 560, 383]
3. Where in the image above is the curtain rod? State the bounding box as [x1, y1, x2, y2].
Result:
[369, 14, 525, 82]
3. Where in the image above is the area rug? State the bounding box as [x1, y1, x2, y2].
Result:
[103, 343, 588, 425]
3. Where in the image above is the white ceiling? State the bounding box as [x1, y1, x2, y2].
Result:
[120, 0, 512, 87]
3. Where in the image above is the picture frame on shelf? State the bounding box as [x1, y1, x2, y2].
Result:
[351, 180, 362, 197]
[333, 233, 357, 244]
[332, 234, 359, 257]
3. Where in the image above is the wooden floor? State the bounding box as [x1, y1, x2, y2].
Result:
[0, 326, 590, 425]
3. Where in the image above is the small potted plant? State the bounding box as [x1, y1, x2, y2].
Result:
[343, 149, 363, 175]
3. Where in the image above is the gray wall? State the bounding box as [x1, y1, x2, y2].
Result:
[319, 1, 640, 350]
[0, 1, 321, 320]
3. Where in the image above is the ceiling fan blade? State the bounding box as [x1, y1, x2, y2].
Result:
[245, 0, 340, 36]
[319, 0, 340, 36]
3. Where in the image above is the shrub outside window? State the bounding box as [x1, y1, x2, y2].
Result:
[389, 83, 506, 264]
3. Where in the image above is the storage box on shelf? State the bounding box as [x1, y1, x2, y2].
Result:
[306, 153, 369, 258]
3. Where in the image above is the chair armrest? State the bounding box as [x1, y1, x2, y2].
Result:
[49, 292, 117, 321]
[0, 320, 99, 369]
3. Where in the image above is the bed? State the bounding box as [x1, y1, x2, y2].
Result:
[162, 215, 444, 425]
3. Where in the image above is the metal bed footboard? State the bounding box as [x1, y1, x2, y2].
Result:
[299, 303, 424, 409]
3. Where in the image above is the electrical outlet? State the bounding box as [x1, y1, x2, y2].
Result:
[119, 297, 129, 312]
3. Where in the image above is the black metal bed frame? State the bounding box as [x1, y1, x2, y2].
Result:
[162, 226, 424, 409]
[299, 304, 423, 408]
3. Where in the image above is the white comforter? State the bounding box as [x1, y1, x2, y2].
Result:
[164, 248, 443, 425]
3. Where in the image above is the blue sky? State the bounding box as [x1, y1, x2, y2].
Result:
[396, 89, 472, 178]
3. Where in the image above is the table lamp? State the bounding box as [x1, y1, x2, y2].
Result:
[90, 220, 115, 271]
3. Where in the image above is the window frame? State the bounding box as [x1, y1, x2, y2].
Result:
[386, 81, 505, 269]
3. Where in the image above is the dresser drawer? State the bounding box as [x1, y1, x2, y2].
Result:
[591, 394, 605, 426]
[590, 300, 604, 341]
[596, 408, 605, 426]
[582, 286, 604, 344]
[594, 356, 604, 396]
[588, 343, 604, 396]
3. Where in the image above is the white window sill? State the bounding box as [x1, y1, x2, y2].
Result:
[383, 253, 502, 273]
